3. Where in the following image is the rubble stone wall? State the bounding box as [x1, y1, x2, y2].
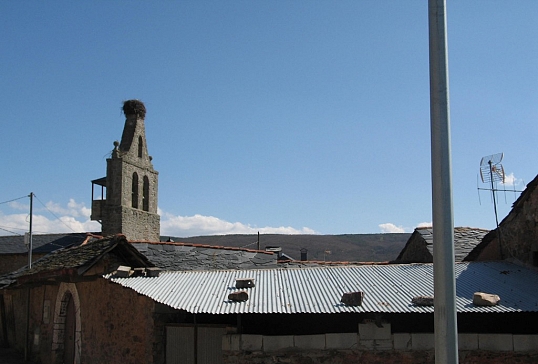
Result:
[490, 182, 538, 266]
[4, 277, 157, 364]
[0, 254, 47, 275]
[76, 278, 156, 364]
[223, 323, 538, 364]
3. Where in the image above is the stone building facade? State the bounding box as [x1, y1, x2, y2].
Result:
[395, 227, 488, 263]
[92, 100, 160, 242]
[466, 174, 538, 267]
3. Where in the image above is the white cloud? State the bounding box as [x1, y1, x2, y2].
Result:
[7, 201, 29, 211]
[159, 210, 317, 237]
[44, 198, 90, 218]
[0, 199, 317, 237]
[379, 223, 406, 233]
[416, 221, 432, 228]
[502, 172, 525, 188]
[0, 199, 100, 236]
[379, 222, 433, 233]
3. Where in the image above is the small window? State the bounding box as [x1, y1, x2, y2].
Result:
[533, 251, 538, 267]
[138, 136, 143, 158]
[143, 176, 150, 211]
[132, 173, 139, 208]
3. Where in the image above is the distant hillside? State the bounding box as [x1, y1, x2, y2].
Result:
[164, 233, 411, 262]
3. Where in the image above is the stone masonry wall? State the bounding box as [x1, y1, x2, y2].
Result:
[76, 278, 156, 364]
[0, 254, 46, 275]
[5, 278, 157, 364]
[223, 322, 538, 364]
[488, 182, 538, 266]
[1, 284, 61, 363]
[397, 233, 431, 263]
[103, 205, 160, 241]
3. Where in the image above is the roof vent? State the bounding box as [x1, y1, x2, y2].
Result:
[132, 268, 145, 277]
[115, 265, 132, 278]
[340, 291, 364, 306]
[265, 246, 282, 259]
[228, 291, 249, 302]
[146, 267, 161, 277]
[412, 296, 434, 306]
[235, 278, 255, 289]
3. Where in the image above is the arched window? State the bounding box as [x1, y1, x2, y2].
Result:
[143, 176, 150, 211]
[138, 136, 143, 158]
[132, 173, 139, 208]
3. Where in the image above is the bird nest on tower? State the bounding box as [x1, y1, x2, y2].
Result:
[123, 100, 146, 118]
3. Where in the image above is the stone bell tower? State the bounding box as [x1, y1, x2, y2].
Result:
[91, 100, 160, 241]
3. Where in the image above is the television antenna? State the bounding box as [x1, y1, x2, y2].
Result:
[478, 153, 505, 231]
[477, 153, 523, 256]
[480, 153, 505, 185]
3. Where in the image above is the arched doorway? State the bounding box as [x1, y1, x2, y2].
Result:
[63, 293, 76, 363]
[52, 283, 81, 364]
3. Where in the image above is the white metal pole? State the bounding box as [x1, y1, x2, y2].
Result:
[28, 192, 33, 269]
[428, 1, 459, 363]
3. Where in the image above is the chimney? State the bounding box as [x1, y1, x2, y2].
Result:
[300, 248, 308, 261]
[265, 246, 282, 260]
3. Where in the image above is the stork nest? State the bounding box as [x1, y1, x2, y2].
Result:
[123, 100, 146, 118]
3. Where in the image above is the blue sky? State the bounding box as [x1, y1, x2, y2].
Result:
[1, 1, 536, 237]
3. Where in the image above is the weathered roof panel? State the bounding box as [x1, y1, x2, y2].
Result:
[107, 261, 538, 315]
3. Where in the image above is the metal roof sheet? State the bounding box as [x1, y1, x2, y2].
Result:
[107, 261, 538, 315]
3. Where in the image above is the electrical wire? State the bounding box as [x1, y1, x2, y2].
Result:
[240, 240, 259, 249]
[33, 194, 77, 233]
[0, 226, 23, 236]
[0, 195, 28, 205]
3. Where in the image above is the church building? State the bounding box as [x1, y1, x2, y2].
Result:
[91, 100, 160, 242]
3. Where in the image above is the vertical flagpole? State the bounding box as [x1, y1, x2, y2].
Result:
[428, 0, 459, 363]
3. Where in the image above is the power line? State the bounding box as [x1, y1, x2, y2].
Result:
[33, 194, 77, 233]
[0, 195, 28, 205]
[0, 224, 70, 236]
[1, 193, 81, 234]
[0, 226, 23, 236]
[241, 240, 259, 249]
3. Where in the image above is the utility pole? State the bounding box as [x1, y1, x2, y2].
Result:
[25, 192, 34, 361]
[428, 0, 459, 363]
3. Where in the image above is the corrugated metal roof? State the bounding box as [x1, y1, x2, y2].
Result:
[107, 261, 538, 315]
